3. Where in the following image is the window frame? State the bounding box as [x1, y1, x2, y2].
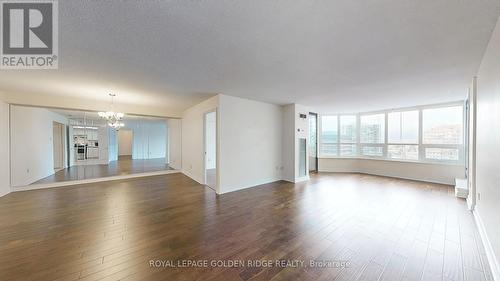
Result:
[319, 115, 339, 156]
[420, 104, 465, 163]
[318, 101, 465, 165]
[339, 114, 358, 156]
[359, 112, 386, 158]
[386, 109, 420, 161]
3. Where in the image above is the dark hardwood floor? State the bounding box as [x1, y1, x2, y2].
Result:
[0, 173, 493, 280]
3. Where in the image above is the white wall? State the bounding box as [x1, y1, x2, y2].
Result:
[294, 104, 310, 181]
[181, 96, 219, 185]
[218, 95, 283, 194]
[475, 16, 500, 279]
[282, 104, 310, 183]
[319, 158, 464, 185]
[181, 96, 306, 193]
[282, 105, 295, 182]
[167, 119, 182, 170]
[10, 106, 68, 186]
[0, 101, 10, 197]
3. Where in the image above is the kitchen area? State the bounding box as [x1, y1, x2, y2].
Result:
[69, 119, 110, 166]
[73, 126, 102, 161]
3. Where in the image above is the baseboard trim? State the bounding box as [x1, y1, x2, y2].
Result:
[473, 207, 500, 281]
[0, 190, 9, 198]
[218, 178, 282, 195]
[318, 170, 454, 186]
[181, 170, 203, 185]
[11, 170, 181, 192]
[294, 176, 310, 183]
[467, 197, 475, 211]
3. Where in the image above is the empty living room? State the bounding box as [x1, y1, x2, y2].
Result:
[1, 1, 500, 280]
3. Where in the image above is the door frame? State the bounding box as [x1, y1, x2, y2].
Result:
[309, 112, 319, 173]
[467, 77, 477, 210]
[203, 109, 218, 191]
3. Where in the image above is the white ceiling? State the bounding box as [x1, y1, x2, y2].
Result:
[1, 0, 499, 113]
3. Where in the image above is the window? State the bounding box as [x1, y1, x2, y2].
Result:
[362, 146, 383, 157]
[318, 103, 464, 164]
[387, 111, 419, 160]
[320, 115, 338, 155]
[340, 115, 356, 143]
[339, 115, 357, 156]
[387, 145, 418, 160]
[422, 106, 463, 161]
[360, 114, 385, 143]
[388, 111, 418, 144]
[340, 144, 357, 156]
[425, 148, 459, 161]
[360, 114, 385, 157]
[423, 106, 463, 145]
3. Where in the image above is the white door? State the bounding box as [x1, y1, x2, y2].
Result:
[52, 122, 64, 170]
[204, 111, 217, 190]
[118, 130, 133, 157]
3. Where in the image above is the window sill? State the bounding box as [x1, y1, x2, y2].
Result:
[317, 156, 465, 166]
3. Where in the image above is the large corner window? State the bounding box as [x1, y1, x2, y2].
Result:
[387, 110, 419, 160]
[320, 115, 338, 156]
[339, 115, 357, 156]
[422, 106, 463, 162]
[360, 114, 385, 157]
[319, 103, 464, 164]
[320, 115, 357, 156]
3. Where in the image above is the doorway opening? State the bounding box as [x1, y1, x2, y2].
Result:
[204, 111, 217, 190]
[118, 129, 133, 160]
[309, 112, 318, 173]
[52, 122, 66, 171]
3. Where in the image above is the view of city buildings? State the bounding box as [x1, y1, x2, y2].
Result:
[319, 111, 462, 161]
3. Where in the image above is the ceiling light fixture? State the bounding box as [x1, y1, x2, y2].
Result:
[98, 93, 125, 130]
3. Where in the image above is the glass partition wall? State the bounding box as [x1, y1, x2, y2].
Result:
[9, 105, 174, 187]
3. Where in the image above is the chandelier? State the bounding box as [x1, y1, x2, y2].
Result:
[98, 93, 125, 129]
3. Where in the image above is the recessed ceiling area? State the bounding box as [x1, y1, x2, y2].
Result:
[0, 0, 499, 113]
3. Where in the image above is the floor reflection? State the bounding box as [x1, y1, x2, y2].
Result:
[33, 156, 173, 184]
